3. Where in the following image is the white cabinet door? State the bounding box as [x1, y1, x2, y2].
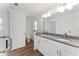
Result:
[50, 40, 77, 56]
[60, 50, 74, 56]
[34, 36, 39, 50]
[42, 38, 50, 56]
[37, 36, 47, 55]
[34, 36, 50, 56]
[60, 43, 77, 56]
[49, 40, 59, 56]
[49, 40, 72, 56]
[34, 36, 42, 52]
[36, 36, 43, 51]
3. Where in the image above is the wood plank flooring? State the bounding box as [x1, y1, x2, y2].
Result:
[7, 40, 43, 56]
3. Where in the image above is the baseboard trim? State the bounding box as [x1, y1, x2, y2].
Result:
[9, 46, 25, 52]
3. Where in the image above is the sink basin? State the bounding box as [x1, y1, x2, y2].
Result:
[57, 39, 71, 42]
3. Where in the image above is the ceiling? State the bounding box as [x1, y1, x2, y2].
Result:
[9, 3, 61, 17]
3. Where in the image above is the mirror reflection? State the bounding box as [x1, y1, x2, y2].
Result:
[42, 3, 79, 37]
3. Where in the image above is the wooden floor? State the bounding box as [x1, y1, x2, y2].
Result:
[7, 40, 43, 56]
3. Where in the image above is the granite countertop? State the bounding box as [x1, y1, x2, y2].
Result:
[36, 33, 79, 48]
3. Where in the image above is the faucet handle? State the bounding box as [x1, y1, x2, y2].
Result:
[64, 33, 67, 38]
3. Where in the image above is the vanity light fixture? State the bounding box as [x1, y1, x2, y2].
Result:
[42, 2, 79, 18]
[45, 12, 52, 17]
[56, 2, 79, 13]
[42, 12, 52, 18]
[65, 2, 79, 10]
[65, 3, 73, 10]
[42, 14, 48, 18]
[56, 6, 65, 13]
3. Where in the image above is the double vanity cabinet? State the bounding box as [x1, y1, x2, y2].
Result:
[34, 34, 79, 56]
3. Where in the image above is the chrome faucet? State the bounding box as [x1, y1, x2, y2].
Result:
[64, 33, 67, 38]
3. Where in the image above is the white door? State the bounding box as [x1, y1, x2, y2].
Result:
[10, 11, 26, 50]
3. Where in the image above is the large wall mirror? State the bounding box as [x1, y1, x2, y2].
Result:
[42, 3, 79, 37]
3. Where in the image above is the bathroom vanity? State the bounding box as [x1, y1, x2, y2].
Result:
[34, 33, 79, 56]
